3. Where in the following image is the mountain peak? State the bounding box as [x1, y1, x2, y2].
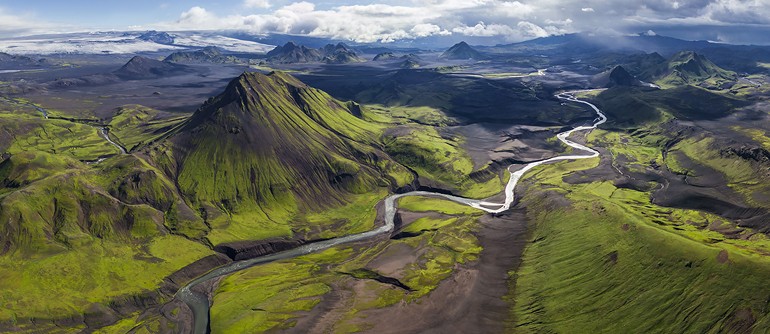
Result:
[170, 71, 400, 210]
[440, 41, 483, 60]
[114, 56, 188, 80]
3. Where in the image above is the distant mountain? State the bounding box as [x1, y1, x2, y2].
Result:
[167, 72, 407, 213]
[266, 42, 364, 64]
[373, 52, 397, 61]
[401, 59, 421, 69]
[164, 46, 241, 64]
[440, 41, 483, 60]
[138, 30, 174, 45]
[593, 65, 646, 88]
[0, 52, 49, 69]
[321, 43, 365, 64]
[658, 51, 737, 87]
[486, 32, 770, 72]
[114, 56, 190, 80]
[266, 42, 324, 63]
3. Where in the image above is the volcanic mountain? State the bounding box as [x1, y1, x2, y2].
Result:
[114, 56, 190, 80]
[592, 65, 646, 88]
[440, 41, 483, 60]
[266, 42, 365, 64]
[167, 71, 408, 213]
[658, 51, 736, 86]
[321, 43, 365, 64]
[266, 42, 324, 63]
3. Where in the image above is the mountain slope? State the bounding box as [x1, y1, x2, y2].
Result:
[266, 42, 323, 63]
[164, 72, 409, 230]
[440, 41, 483, 60]
[657, 51, 737, 87]
[114, 56, 190, 80]
[592, 65, 646, 88]
[321, 43, 365, 64]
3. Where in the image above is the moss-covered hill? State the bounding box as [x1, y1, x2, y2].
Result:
[152, 72, 410, 243]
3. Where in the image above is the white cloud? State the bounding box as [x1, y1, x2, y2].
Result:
[116, 0, 770, 44]
[244, 0, 271, 9]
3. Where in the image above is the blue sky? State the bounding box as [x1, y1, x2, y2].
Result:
[1, 0, 769, 44]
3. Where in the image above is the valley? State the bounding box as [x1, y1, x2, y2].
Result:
[2, 30, 770, 334]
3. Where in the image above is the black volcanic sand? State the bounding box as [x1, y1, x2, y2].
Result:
[286, 209, 529, 333]
[448, 123, 567, 169]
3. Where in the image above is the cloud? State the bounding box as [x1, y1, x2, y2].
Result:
[244, 0, 271, 9]
[0, 0, 768, 45]
[0, 7, 62, 37]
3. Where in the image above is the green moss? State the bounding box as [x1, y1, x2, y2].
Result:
[107, 105, 187, 152]
[510, 128, 770, 333]
[1, 114, 119, 161]
[398, 196, 481, 215]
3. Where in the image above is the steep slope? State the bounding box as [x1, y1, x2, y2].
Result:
[658, 51, 737, 87]
[266, 42, 323, 63]
[592, 65, 646, 88]
[114, 56, 190, 80]
[440, 41, 483, 60]
[165, 71, 409, 226]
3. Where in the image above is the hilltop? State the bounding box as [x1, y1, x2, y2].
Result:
[160, 71, 410, 242]
[440, 41, 483, 60]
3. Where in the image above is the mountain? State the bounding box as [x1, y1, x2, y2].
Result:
[440, 41, 483, 60]
[266, 42, 364, 64]
[373, 52, 397, 61]
[0, 52, 49, 69]
[486, 32, 770, 72]
[113, 56, 190, 80]
[165, 71, 408, 215]
[658, 51, 737, 87]
[266, 42, 324, 63]
[164, 46, 241, 64]
[138, 30, 174, 45]
[592, 65, 646, 88]
[401, 59, 420, 69]
[322, 43, 365, 64]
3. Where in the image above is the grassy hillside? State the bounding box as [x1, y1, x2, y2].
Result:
[510, 128, 770, 332]
[0, 152, 213, 326]
[657, 51, 737, 88]
[156, 71, 414, 244]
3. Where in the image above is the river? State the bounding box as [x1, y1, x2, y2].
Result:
[174, 89, 607, 334]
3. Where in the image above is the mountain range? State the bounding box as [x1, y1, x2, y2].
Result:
[266, 42, 365, 64]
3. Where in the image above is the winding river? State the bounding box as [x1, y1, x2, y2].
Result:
[176, 90, 607, 333]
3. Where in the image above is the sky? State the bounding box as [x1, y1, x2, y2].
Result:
[1, 0, 770, 45]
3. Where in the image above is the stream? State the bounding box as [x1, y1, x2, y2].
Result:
[175, 89, 607, 334]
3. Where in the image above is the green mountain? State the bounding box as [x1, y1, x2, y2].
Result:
[440, 41, 483, 60]
[161, 72, 410, 239]
[657, 51, 737, 87]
